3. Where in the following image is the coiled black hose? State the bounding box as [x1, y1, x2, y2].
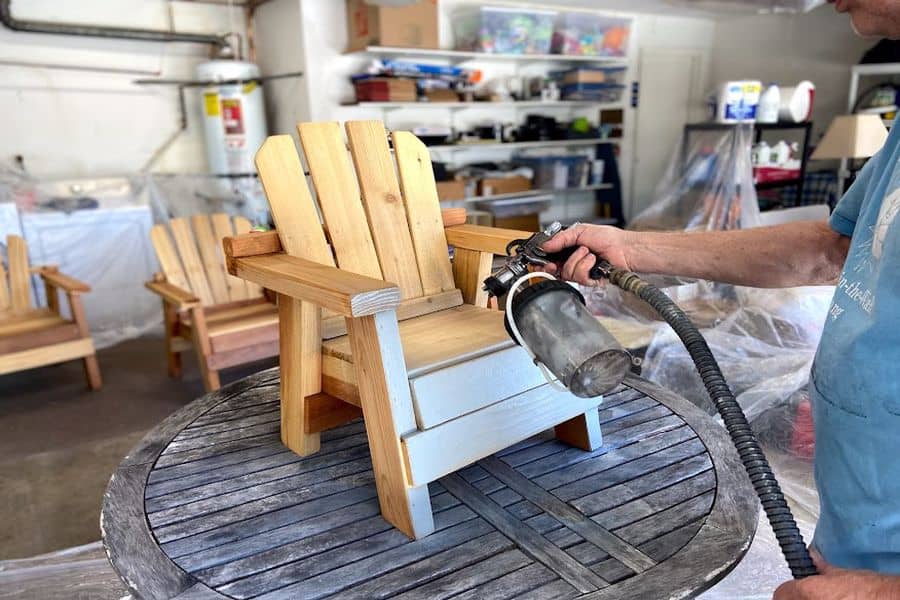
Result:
[596, 260, 818, 579]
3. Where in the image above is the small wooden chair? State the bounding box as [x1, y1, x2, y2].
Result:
[146, 214, 278, 392]
[225, 121, 604, 540]
[0, 235, 101, 389]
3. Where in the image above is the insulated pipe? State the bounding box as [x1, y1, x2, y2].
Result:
[0, 0, 229, 48]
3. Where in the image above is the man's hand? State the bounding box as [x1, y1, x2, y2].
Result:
[773, 551, 900, 600]
[541, 223, 634, 285]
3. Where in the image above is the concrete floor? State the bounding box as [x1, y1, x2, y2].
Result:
[0, 334, 275, 560]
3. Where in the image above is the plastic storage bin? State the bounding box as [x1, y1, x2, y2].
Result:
[551, 12, 632, 57]
[559, 82, 625, 102]
[453, 7, 556, 55]
[516, 156, 591, 190]
[550, 66, 626, 87]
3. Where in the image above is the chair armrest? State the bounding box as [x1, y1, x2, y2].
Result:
[145, 280, 201, 310]
[229, 253, 400, 317]
[445, 224, 534, 255]
[39, 267, 90, 294]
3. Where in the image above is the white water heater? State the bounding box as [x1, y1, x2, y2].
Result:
[196, 59, 268, 175]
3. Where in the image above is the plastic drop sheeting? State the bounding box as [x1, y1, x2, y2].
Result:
[631, 124, 761, 232]
[0, 168, 270, 349]
[585, 123, 828, 531]
[0, 542, 128, 600]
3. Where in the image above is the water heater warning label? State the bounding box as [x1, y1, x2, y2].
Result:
[221, 98, 245, 135]
[204, 93, 220, 116]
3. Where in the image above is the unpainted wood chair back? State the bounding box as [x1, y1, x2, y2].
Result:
[255, 121, 457, 304]
[151, 214, 262, 307]
[0, 235, 33, 314]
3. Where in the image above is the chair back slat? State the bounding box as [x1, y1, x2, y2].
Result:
[169, 218, 215, 306]
[231, 216, 264, 298]
[255, 135, 334, 266]
[212, 213, 247, 302]
[150, 224, 191, 294]
[191, 214, 232, 305]
[7, 235, 32, 312]
[297, 122, 383, 279]
[392, 131, 457, 295]
[345, 121, 424, 300]
[0, 259, 10, 312]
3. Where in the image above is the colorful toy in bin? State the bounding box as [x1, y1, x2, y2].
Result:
[453, 7, 556, 55]
[551, 13, 632, 57]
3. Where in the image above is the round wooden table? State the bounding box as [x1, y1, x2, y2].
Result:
[102, 369, 758, 600]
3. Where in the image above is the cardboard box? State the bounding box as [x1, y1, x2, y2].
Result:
[494, 214, 540, 231]
[354, 78, 417, 102]
[346, 0, 438, 51]
[466, 210, 493, 226]
[436, 179, 467, 202]
[478, 176, 532, 196]
[425, 89, 460, 103]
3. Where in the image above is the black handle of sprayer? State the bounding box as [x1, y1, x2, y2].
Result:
[546, 248, 611, 281]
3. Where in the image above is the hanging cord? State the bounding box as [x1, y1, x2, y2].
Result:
[590, 258, 817, 579]
[505, 272, 571, 393]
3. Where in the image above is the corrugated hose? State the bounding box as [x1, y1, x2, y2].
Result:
[593, 259, 818, 579]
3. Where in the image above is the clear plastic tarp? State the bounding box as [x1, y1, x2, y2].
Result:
[0, 170, 269, 349]
[631, 124, 761, 232]
[0, 541, 127, 600]
[586, 123, 826, 556]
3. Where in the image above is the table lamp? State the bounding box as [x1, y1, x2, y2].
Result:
[812, 114, 889, 193]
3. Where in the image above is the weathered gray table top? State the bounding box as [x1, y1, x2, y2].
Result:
[102, 369, 757, 600]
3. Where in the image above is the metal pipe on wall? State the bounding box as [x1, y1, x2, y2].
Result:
[0, 0, 229, 48]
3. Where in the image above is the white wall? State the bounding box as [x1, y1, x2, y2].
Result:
[710, 5, 871, 140]
[0, 0, 245, 179]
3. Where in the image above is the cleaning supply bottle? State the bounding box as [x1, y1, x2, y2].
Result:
[757, 83, 781, 124]
[754, 140, 771, 166]
[772, 140, 791, 166]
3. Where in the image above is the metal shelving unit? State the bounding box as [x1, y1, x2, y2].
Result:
[842, 62, 900, 191]
[345, 45, 630, 225]
[462, 183, 614, 204]
[348, 45, 628, 66]
[427, 137, 621, 153]
[348, 100, 623, 111]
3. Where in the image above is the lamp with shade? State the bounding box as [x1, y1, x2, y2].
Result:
[812, 114, 889, 193]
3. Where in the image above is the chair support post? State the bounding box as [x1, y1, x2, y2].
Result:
[346, 310, 434, 539]
[279, 295, 322, 456]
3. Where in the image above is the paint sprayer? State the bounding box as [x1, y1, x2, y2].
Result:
[484, 221, 818, 580]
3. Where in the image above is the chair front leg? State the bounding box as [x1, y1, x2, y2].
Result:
[67, 291, 102, 390]
[162, 300, 183, 379]
[188, 305, 220, 392]
[279, 295, 322, 456]
[346, 309, 434, 540]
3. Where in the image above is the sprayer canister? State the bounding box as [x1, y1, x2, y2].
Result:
[505, 280, 632, 398]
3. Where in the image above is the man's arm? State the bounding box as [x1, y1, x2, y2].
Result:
[542, 220, 850, 288]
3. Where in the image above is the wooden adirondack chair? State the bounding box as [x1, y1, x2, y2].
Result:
[146, 214, 278, 392]
[0, 235, 101, 389]
[224, 121, 604, 540]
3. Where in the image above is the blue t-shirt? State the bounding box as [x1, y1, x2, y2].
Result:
[812, 123, 900, 573]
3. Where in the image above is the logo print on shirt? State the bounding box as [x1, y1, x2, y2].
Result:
[873, 187, 900, 260]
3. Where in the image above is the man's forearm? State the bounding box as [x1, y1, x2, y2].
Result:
[621, 221, 850, 288]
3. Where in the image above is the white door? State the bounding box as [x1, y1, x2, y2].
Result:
[630, 49, 706, 219]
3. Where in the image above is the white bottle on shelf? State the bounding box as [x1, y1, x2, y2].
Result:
[772, 140, 791, 166]
[757, 83, 781, 124]
[753, 141, 771, 166]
